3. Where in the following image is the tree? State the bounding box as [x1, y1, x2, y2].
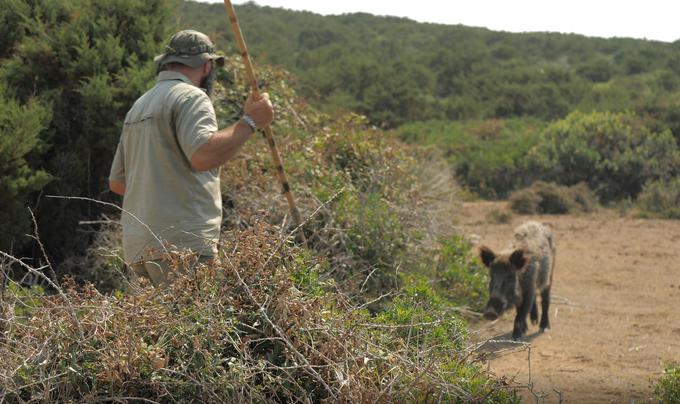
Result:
[0, 88, 51, 252]
[0, 0, 169, 266]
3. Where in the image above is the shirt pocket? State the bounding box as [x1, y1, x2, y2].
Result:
[124, 114, 155, 130]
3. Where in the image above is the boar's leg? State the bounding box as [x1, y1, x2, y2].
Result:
[530, 298, 538, 325]
[512, 289, 535, 340]
[540, 287, 551, 331]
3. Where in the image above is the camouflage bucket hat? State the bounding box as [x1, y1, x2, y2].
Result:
[154, 30, 225, 68]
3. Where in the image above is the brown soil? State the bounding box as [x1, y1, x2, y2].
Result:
[458, 201, 680, 403]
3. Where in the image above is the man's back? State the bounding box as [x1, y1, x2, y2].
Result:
[110, 71, 221, 263]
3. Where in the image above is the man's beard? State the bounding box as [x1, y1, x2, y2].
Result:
[201, 68, 216, 97]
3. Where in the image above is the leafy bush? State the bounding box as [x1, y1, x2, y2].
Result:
[530, 111, 680, 202]
[334, 191, 405, 295]
[509, 181, 599, 215]
[57, 217, 126, 291]
[655, 363, 680, 403]
[636, 178, 680, 219]
[377, 280, 468, 353]
[435, 235, 489, 310]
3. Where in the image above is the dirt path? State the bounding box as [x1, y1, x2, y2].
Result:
[458, 202, 680, 403]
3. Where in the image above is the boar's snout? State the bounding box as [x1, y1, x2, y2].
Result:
[483, 298, 503, 321]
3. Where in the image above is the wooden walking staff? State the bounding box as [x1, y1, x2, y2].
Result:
[222, 0, 307, 246]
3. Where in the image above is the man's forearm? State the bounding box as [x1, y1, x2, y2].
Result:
[190, 119, 255, 171]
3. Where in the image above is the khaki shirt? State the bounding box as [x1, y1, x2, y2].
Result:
[109, 71, 221, 263]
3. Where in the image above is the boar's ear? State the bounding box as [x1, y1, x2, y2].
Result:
[479, 246, 495, 267]
[509, 249, 528, 271]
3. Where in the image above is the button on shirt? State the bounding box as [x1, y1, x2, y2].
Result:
[109, 71, 221, 263]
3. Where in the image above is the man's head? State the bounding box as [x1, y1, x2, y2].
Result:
[155, 30, 225, 95]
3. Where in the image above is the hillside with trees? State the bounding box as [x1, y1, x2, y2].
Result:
[178, 0, 680, 128]
[177, 1, 679, 212]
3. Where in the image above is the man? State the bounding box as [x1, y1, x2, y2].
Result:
[108, 30, 274, 287]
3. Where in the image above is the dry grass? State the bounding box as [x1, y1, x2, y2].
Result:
[0, 223, 511, 402]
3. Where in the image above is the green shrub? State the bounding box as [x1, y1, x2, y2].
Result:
[374, 278, 516, 401]
[655, 363, 680, 403]
[213, 60, 469, 311]
[377, 279, 468, 353]
[337, 191, 405, 296]
[530, 111, 680, 202]
[509, 181, 599, 214]
[436, 235, 489, 310]
[56, 218, 126, 291]
[395, 118, 545, 198]
[636, 178, 680, 219]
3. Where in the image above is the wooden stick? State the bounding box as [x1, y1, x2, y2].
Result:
[222, 0, 307, 247]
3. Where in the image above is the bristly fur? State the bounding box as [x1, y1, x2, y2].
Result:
[480, 221, 556, 340]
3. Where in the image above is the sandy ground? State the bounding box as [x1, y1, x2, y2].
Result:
[457, 201, 680, 403]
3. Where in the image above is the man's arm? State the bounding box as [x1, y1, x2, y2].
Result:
[190, 93, 274, 172]
[190, 119, 257, 171]
[109, 180, 126, 196]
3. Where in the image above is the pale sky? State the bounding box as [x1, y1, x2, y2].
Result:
[208, 0, 680, 43]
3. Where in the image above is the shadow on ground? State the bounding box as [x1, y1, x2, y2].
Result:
[474, 329, 545, 360]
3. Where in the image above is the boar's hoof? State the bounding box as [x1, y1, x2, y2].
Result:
[483, 311, 498, 321]
[512, 329, 525, 341]
[512, 321, 528, 340]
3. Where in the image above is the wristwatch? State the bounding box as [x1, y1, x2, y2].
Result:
[242, 115, 257, 132]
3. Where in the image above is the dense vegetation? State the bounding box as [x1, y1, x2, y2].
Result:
[180, 0, 680, 217]
[0, 0, 168, 260]
[395, 113, 680, 205]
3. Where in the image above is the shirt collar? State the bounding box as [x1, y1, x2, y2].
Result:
[157, 70, 193, 84]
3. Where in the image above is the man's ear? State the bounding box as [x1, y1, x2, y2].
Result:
[509, 249, 528, 270]
[479, 246, 496, 267]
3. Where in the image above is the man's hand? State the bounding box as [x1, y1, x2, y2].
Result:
[244, 92, 274, 128]
[109, 180, 126, 196]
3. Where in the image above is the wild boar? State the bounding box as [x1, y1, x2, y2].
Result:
[479, 221, 556, 340]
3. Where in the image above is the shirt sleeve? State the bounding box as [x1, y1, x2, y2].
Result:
[109, 137, 126, 182]
[174, 90, 218, 161]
